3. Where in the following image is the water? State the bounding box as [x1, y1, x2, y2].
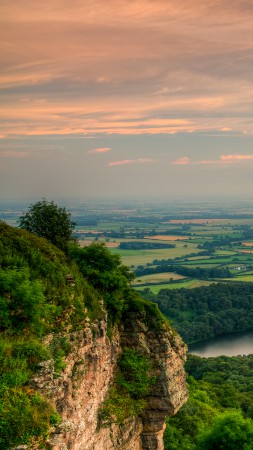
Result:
[188, 331, 253, 357]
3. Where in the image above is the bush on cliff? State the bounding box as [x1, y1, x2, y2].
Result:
[99, 348, 155, 426]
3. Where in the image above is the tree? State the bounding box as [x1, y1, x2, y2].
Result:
[18, 199, 76, 252]
[198, 411, 253, 450]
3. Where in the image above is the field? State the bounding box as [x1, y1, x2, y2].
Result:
[2, 198, 253, 293]
[134, 272, 186, 285]
[136, 279, 214, 293]
[146, 235, 189, 241]
[109, 240, 198, 266]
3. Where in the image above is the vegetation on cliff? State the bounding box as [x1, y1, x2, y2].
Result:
[0, 220, 102, 447]
[99, 348, 155, 426]
[0, 209, 167, 448]
[69, 242, 166, 334]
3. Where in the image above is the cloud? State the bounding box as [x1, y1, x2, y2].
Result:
[220, 154, 253, 162]
[172, 154, 253, 166]
[1, 1, 253, 137]
[108, 159, 133, 166]
[0, 150, 29, 158]
[172, 156, 190, 165]
[88, 147, 111, 154]
[108, 158, 155, 167]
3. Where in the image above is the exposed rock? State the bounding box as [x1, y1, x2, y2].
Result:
[32, 313, 187, 449]
[120, 312, 188, 449]
[12, 446, 29, 450]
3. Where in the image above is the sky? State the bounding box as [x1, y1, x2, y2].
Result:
[1, 0, 253, 201]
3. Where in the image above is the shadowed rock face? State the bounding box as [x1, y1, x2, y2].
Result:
[120, 312, 188, 450]
[32, 313, 188, 450]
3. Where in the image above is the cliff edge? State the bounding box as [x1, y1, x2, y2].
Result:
[0, 222, 187, 449]
[33, 312, 187, 450]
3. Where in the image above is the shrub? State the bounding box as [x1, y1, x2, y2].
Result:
[99, 349, 155, 426]
[117, 348, 155, 398]
[0, 389, 58, 448]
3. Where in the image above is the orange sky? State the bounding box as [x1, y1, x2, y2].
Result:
[1, 0, 253, 199]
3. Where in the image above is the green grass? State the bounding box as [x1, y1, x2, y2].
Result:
[110, 242, 199, 267]
[215, 250, 237, 255]
[180, 258, 233, 265]
[136, 279, 214, 293]
[181, 255, 253, 266]
[134, 272, 186, 285]
[225, 274, 253, 282]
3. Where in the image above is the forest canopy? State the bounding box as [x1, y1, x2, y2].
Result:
[142, 282, 253, 343]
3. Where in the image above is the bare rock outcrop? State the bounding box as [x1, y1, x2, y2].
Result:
[32, 312, 188, 449]
[120, 311, 188, 449]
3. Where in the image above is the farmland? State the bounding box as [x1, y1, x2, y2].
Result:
[69, 199, 253, 292]
[2, 198, 253, 292]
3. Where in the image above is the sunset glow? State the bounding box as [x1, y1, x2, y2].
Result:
[1, 1, 253, 199]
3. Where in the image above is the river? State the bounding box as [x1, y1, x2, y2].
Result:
[188, 331, 253, 357]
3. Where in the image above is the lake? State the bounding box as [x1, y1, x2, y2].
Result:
[188, 331, 253, 357]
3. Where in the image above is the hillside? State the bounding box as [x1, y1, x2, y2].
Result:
[0, 221, 187, 449]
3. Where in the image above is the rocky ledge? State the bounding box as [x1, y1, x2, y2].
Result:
[31, 313, 188, 450]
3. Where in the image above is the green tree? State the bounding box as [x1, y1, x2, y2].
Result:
[69, 243, 135, 327]
[198, 411, 253, 450]
[18, 199, 76, 252]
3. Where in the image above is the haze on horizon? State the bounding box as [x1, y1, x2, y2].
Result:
[1, 1, 253, 201]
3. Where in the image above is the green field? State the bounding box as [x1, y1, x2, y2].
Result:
[73, 205, 253, 293]
[224, 274, 253, 282]
[109, 241, 199, 266]
[134, 272, 186, 285]
[136, 279, 214, 293]
[3, 199, 253, 294]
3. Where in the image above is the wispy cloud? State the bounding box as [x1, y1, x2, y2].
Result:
[2, 1, 253, 137]
[108, 158, 155, 167]
[172, 157, 190, 165]
[0, 150, 30, 158]
[220, 154, 253, 162]
[88, 147, 111, 154]
[172, 154, 253, 166]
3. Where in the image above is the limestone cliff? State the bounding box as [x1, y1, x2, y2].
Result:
[32, 312, 188, 450]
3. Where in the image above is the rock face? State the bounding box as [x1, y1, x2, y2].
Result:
[120, 312, 188, 450]
[32, 313, 188, 450]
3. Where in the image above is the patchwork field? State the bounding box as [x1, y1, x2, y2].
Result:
[2, 199, 253, 293]
[71, 201, 253, 292]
